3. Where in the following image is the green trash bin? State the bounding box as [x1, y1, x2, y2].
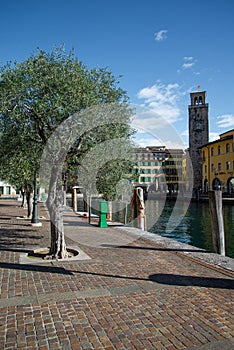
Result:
[99, 200, 108, 228]
[41, 192, 45, 202]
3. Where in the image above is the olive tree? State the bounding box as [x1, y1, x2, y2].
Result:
[0, 47, 134, 259]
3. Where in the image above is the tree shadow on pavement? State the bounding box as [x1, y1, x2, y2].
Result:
[0, 247, 35, 253]
[149, 273, 234, 289]
[0, 228, 44, 248]
[72, 270, 234, 290]
[0, 262, 73, 275]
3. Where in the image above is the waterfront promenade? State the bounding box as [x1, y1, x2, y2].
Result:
[0, 200, 233, 349]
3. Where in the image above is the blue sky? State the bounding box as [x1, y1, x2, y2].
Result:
[1, 0, 234, 148]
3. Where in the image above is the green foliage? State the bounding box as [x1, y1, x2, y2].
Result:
[0, 46, 134, 199]
[96, 160, 133, 201]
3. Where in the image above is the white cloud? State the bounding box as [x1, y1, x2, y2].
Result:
[131, 83, 186, 148]
[154, 29, 168, 41]
[183, 56, 193, 61]
[181, 129, 189, 136]
[182, 62, 195, 69]
[135, 135, 162, 147]
[209, 132, 219, 142]
[134, 132, 186, 149]
[216, 114, 234, 128]
[180, 56, 197, 70]
[137, 82, 181, 123]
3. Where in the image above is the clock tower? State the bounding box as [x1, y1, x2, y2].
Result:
[188, 88, 209, 191]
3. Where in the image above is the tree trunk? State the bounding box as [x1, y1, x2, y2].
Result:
[21, 190, 26, 208]
[83, 191, 88, 213]
[49, 203, 68, 259]
[26, 191, 32, 218]
[46, 165, 68, 259]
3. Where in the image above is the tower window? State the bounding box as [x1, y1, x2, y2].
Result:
[196, 121, 202, 130]
[194, 97, 198, 105]
[199, 96, 203, 104]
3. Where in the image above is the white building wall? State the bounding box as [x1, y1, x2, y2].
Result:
[0, 181, 17, 196]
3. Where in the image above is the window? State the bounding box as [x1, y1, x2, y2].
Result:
[211, 164, 215, 172]
[218, 145, 221, 155]
[226, 161, 230, 170]
[195, 120, 202, 130]
[211, 147, 214, 156]
[218, 163, 221, 171]
[226, 143, 230, 153]
[203, 151, 206, 161]
[205, 165, 207, 173]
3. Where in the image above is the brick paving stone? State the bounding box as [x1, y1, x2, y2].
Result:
[0, 200, 234, 349]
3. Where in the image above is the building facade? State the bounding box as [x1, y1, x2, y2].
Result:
[132, 146, 184, 193]
[0, 181, 16, 196]
[201, 129, 234, 195]
[188, 90, 209, 190]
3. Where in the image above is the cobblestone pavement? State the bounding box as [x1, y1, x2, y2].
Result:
[0, 200, 233, 350]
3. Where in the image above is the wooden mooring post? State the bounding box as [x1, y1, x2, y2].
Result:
[208, 190, 225, 256]
[72, 187, 77, 212]
[133, 187, 146, 231]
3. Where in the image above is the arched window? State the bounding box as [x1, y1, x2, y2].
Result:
[218, 145, 221, 155]
[226, 143, 230, 153]
[211, 147, 214, 156]
[199, 96, 203, 104]
[194, 97, 198, 105]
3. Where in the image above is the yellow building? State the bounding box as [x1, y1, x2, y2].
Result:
[201, 129, 234, 195]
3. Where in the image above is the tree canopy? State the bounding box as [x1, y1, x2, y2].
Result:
[0, 46, 135, 258]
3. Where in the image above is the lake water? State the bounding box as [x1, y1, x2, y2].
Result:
[147, 200, 234, 258]
[74, 197, 234, 258]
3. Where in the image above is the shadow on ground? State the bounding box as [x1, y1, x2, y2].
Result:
[101, 243, 208, 253]
[0, 262, 73, 275]
[71, 270, 234, 290]
[149, 273, 234, 289]
[0, 260, 233, 289]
